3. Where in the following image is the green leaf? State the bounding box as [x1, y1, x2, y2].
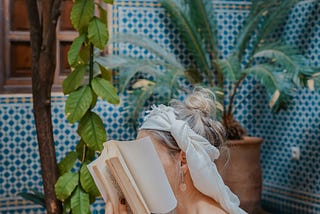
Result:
[78, 111, 106, 151]
[96, 3, 107, 24]
[92, 77, 119, 104]
[18, 191, 45, 207]
[62, 64, 87, 95]
[80, 164, 100, 197]
[79, 45, 90, 64]
[90, 93, 98, 108]
[71, 187, 90, 214]
[65, 86, 93, 123]
[102, 0, 114, 4]
[58, 151, 78, 175]
[89, 194, 97, 204]
[88, 17, 108, 49]
[62, 197, 71, 214]
[68, 34, 86, 66]
[99, 64, 112, 81]
[71, 0, 94, 32]
[55, 172, 79, 201]
[76, 140, 96, 162]
[93, 61, 100, 78]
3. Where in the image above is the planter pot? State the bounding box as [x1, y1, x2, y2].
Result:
[216, 136, 263, 214]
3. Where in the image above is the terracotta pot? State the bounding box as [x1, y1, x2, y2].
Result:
[216, 136, 263, 214]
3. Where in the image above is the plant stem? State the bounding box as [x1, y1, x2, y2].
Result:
[227, 53, 255, 116]
[89, 43, 94, 85]
[227, 74, 247, 116]
[82, 144, 87, 163]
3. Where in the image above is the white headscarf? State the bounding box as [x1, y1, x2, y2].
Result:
[140, 104, 247, 214]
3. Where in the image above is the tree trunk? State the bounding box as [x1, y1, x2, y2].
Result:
[26, 0, 62, 213]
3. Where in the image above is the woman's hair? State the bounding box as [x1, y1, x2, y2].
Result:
[146, 87, 227, 154]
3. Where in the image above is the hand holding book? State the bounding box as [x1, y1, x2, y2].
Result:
[88, 137, 177, 214]
[105, 199, 128, 214]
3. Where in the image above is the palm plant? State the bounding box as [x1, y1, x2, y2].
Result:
[158, 0, 319, 139]
[104, 0, 320, 139]
[99, 33, 187, 128]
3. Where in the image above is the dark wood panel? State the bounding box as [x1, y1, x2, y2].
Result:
[10, 42, 32, 77]
[60, 42, 71, 76]
[60, 0, 74, 31]
[10, 0, 30, 31]
[0, 1, 5, 88]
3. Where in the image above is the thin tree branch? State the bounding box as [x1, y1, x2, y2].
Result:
[26, 0, 41, 62]
[26, 1, 63, 213]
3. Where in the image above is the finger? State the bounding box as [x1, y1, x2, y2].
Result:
[119, 199, 127, 214]
[105, 201, 113, 214]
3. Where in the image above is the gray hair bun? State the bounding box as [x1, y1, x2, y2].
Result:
[184, 87, 217, 118]
[170, 87, 226, 147]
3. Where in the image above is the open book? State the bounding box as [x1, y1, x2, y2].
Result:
[87, 137, 177, 214]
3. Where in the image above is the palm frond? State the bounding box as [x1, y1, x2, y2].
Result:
[98, 35, 186, 92]
[118, 63, 158, 93]
[304, 69, 320, 91]
[118, 57, 184, 93]
[254, 44, 298, 73]
[95, 54, 131, 69]
[249, 0, 278, 16]
[235, 0, 281, 54]
[186, 0, 219, 59]
[253, 43, 314, 88]
[252, 1, 300, 53]
[124, 86, 155, 131]
[205, 85, 224, 120]
[311, 73, 320, 90]
[244, 64, 295, 111]
[235, 7, 270, 57]
[214, 55, 242, 82]
[109, 33, 184, 70]
[236, 0, 300, 60]
[161, 0, 213, 82]
[124, 67, 184, 129]
[18, 190, 45, 208]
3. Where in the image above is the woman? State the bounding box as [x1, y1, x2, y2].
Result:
[107, 88, 246, 214]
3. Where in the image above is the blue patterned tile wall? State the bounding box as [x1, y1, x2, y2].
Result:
[110, 0, 320, 213]
[0, 95, 134, 213]
[0, 0, 319, 213]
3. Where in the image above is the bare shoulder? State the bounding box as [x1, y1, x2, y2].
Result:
[211, 207, 227, 214]
[208, 206, 227, 214]
[198, 201, 228, 214]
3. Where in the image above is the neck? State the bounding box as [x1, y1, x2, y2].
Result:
[174, 172, 223, 214]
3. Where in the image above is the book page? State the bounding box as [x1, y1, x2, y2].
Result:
[87, 146, 122, 213]
[106, 142, 149, 214]
[114, 137, 177, 213]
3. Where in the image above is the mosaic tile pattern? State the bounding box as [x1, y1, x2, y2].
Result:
[1, 0, 320, 213]
[237, 1, 320, 212]
[0, 95, 134, 213]
[115, 1, 320, 213]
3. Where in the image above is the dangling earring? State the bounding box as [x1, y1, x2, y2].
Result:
[179, 167, 187, 192]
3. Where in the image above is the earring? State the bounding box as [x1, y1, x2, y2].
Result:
[179, 168, 187, 192]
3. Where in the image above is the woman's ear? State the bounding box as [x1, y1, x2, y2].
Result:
[179, 151, 187, 165]
[179, 151, 188, 175]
